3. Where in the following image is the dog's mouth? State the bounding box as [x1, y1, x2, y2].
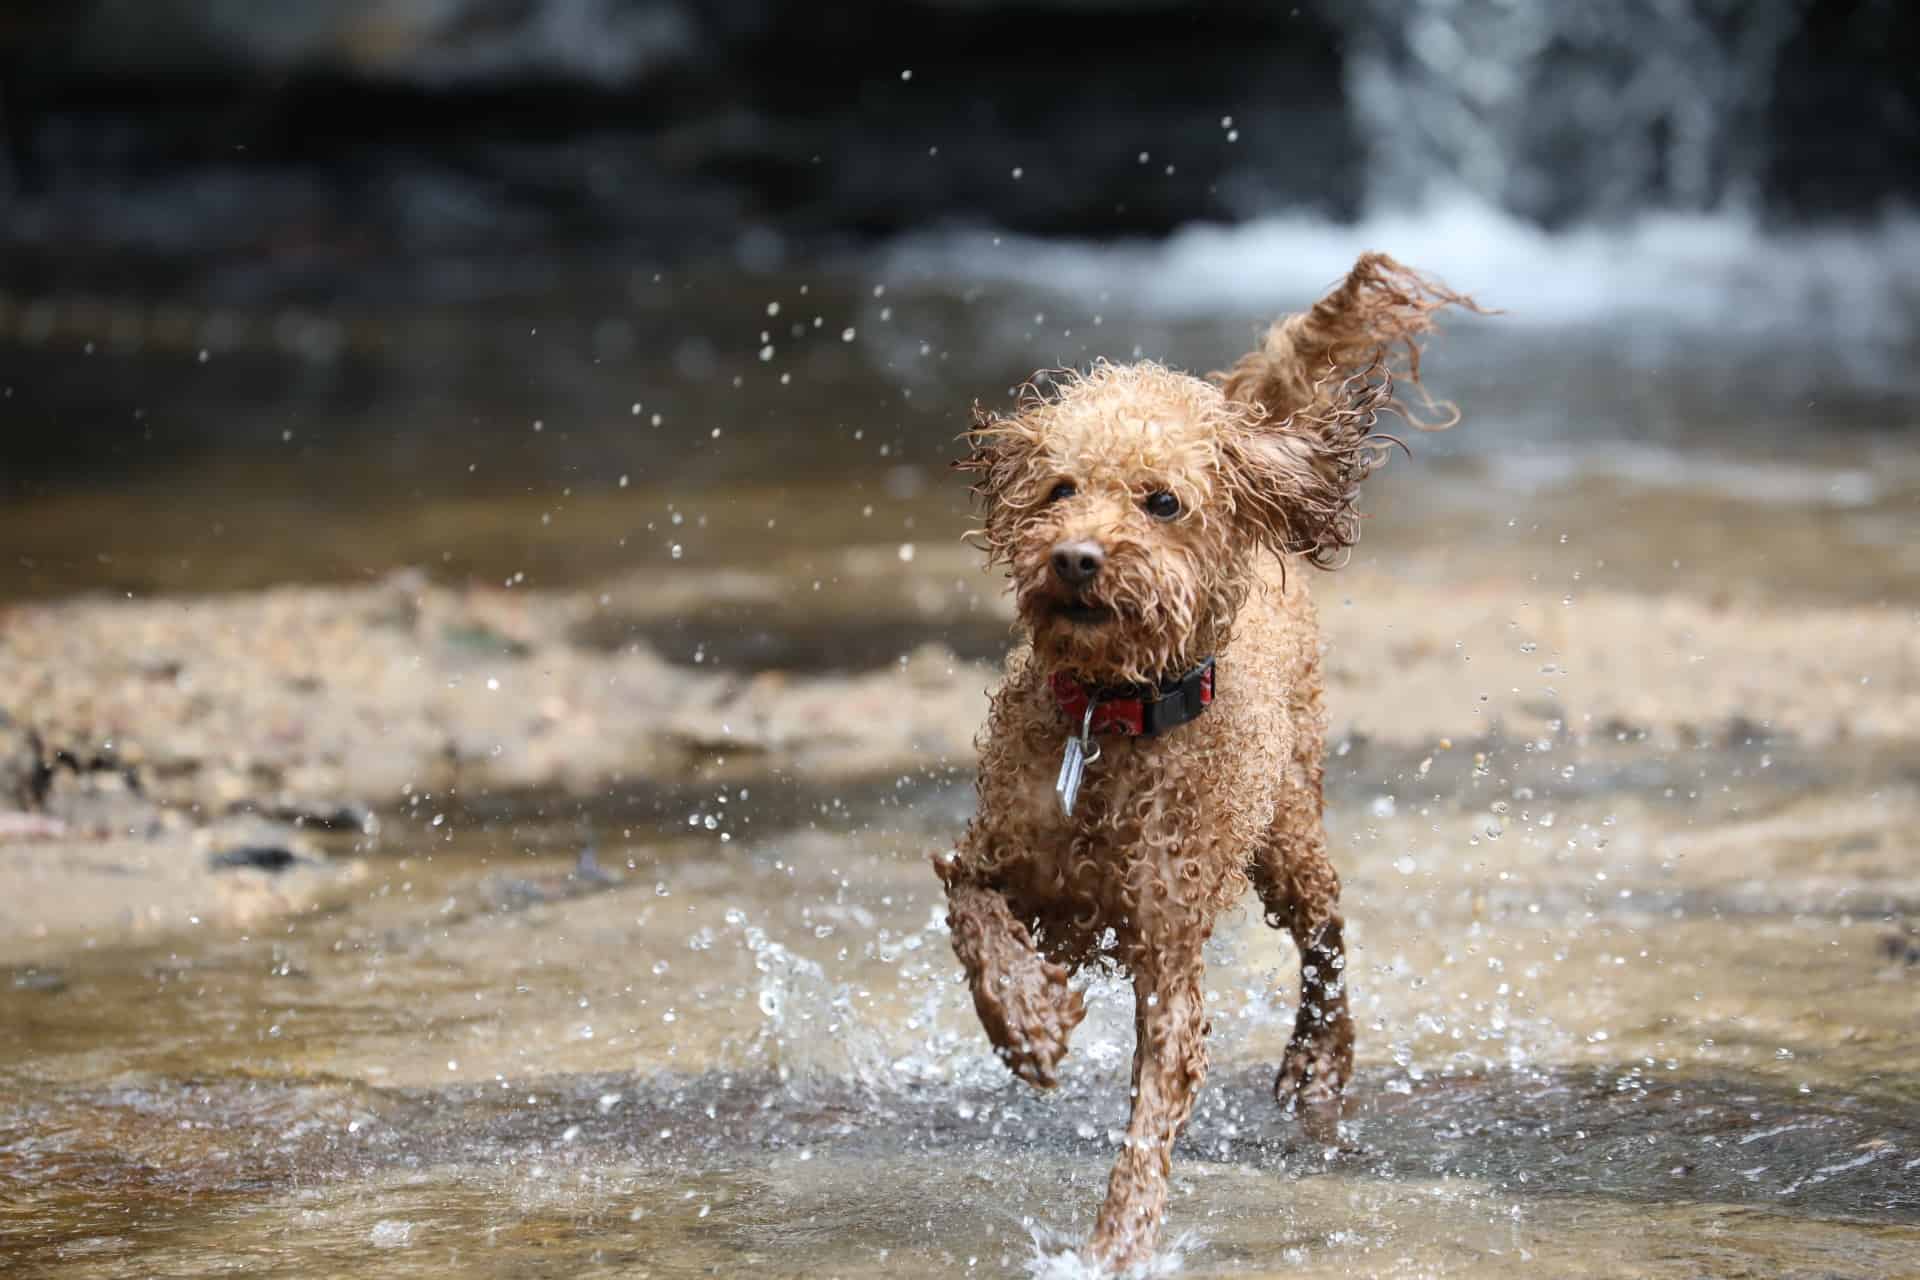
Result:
[1049, 599, 1115, 626]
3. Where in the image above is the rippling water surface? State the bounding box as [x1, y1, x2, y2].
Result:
[4, 729, 1917, 1277]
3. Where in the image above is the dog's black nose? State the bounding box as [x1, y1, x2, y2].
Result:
[1050, 539, 1105, 586]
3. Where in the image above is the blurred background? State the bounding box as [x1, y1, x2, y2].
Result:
[2, 0, 1915, 601]
[3, 5, 1919, 1278]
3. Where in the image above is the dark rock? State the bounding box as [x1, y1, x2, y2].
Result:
[0, 719, 47, 810]
[261, 798, 377, 834]
[1880, 925, 1919, 969]
[8, 965, 67, 994]
[572, 605, 1012, 674]
[1767, 0, 1920, 221]
[41, 759, 161, 837]
[0, 1, 1355, 308]
[208, 845, 301, 873]
[0, 0, 1908, 295]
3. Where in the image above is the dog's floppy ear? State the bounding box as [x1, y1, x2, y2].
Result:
[1217, 368, 1396, 568]
[955, 399, 1044, 567]
[955, 369, 1081, 563]
[1212, 253, 1482, 567]
[955, 400, 1010, 509]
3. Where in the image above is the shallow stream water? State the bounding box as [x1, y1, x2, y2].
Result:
[4, 727, 1917, 1277]
[3, 238, 1918, 1276]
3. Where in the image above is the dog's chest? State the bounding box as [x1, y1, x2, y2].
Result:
[1017, 704, 1287, 860]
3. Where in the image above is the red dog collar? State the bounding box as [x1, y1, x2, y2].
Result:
[1050, 657, 1215, 737]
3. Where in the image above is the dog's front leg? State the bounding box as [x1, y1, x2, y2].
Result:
[1086, 948, 1208, 1271]
[938, 868, 1086, 1088]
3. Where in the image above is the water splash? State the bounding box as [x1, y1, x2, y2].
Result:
[728, 910, 892, 1091]
[1024, 1223, 1200, 1280]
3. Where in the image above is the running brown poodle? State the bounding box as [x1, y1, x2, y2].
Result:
[934, 253, 1478, 1272]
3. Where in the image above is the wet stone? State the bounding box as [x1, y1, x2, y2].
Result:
[206, 845, 301, 873]
[7, 966, 66, 995]
[1879, 924, 1919, 969]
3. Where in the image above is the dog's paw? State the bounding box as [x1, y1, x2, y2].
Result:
[978, 958, 1086, 1089]
[1080, 1202, 1171, 1278]
[1273, 1022, 1353, 1108]
[1275, 1032, 1355, 1150]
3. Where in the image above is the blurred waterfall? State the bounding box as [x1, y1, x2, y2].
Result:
[1334, 0, 1802, 222]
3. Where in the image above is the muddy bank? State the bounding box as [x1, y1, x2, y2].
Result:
[1, 548, 1915, 958]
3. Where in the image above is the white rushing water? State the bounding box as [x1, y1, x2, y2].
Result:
[888, 196, 1920, 351]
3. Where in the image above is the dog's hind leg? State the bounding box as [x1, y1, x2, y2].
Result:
[1253, 831, 1354, 1107]
[936, 862, 1086, 1089]
[1250, 682, 1355, 1107]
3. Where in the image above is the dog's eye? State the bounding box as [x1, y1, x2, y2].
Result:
[1045, 481, 1077, 504]
[1143, 491, 1181, 520]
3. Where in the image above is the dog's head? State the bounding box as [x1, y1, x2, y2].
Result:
[961, 256, 1476, 685]
[959, 359, 1396, 685]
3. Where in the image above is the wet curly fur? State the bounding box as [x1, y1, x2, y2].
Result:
[935, 254, 1478, 1271]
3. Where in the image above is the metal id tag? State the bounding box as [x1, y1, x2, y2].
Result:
[1055, 701, 1101, 817]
